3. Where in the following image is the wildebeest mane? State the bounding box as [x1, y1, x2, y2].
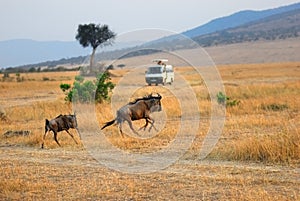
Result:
[129, 94, 161, 105]
[55, 114, 63, 119]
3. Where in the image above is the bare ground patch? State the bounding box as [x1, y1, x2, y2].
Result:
[0, 145, 299, 200]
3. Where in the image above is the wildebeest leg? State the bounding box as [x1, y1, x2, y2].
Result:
[139, 118, 149, 131]
[118, 122, 125, 138]
[53, 131, 61, 147]
[147, 117, 158, 132]
[41, 130, 48, 149]
[127, 120, 139, 135]
[65, 130, 78, 144]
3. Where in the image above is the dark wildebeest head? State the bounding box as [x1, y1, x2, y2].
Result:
[41, 113, 78, 148]
[101, 93, 162, 136]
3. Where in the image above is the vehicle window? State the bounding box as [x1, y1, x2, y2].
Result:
[148, 67, 161, 74]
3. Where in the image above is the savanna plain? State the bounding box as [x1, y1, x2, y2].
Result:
[0, 61, 299, 200]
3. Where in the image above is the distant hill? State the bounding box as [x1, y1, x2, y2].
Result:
[182, 2, 300, 38]
[0, 39, 144, 68]
[147, 2, 300, 48]
[193, 8, 300, 46]
[0, 39, 90, 68]
[2, 2, 300, 71]
[80, 5, 300, 61]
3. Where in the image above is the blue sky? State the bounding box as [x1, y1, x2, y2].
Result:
[0, 0, 299, 42]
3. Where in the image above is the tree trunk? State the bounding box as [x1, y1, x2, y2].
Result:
[89, 48, 97, 73]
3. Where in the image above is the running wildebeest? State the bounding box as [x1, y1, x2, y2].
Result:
[41, 113, 78, 148]
[101, 93, 162, 136]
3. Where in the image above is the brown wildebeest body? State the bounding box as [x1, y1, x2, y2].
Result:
[101, 93, 162, 136]
[42, 114, 78, 148]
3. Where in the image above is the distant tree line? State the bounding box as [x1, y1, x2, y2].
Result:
[194, 26, 300, 47]
[1, 56, 86, 73]
[2, 65, 81, 74]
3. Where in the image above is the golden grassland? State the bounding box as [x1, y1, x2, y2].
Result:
[0, 62, 299, 200]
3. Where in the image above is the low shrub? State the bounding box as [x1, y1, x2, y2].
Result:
[217, 92, 240, 107]
[60, 71, 114, 103]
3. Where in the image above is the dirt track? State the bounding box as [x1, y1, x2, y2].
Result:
[0, 144, 299, 200]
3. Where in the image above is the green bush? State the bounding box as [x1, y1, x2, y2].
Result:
[217, 92, 240, 107]
[60, 71, 114, 103]
[3, 73, 9, 78]
[217, 92, 228, 105]
[15, 73, 24, 82]
[2, 73, 14, 82]
[95, 71, 115, 103]
[60, 83, 71, 92]
[75, 75, 84, 83]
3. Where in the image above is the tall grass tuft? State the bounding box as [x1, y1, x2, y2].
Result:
[212, 130, 299, 164]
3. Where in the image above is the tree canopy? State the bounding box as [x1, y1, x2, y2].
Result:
[75, 23, 116, 72]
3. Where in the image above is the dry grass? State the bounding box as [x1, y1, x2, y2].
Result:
[207, 63, 300, 164]
[174, 63, 300, 165]
[0, 71, 79, 149]
[0, 62, 299, 200]
[0, 154, 298, 200]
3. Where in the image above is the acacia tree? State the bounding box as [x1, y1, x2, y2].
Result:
[75, 23, 116, 73]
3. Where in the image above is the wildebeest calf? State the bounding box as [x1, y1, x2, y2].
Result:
[101, 93, 162, 137]
[41, 113, 78, 148]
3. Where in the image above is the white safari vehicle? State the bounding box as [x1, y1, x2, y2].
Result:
[145, 59, 174, 86]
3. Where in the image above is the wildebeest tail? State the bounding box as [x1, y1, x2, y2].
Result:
[101, 119, 115, 130]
